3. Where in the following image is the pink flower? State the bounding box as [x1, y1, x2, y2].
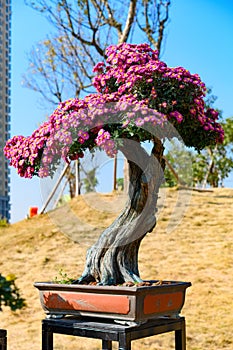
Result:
[135, 118, 144, 127]
[95, 129, 111, 146]
[93, 62, 104, 73]
[169, 111, 183, 123]
[4, 43, 224, 178]
[78, 130, 89, 140]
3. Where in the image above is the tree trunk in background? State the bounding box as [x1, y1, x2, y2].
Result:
[77, 138, 165, 285]
[123, 158, 129, 194]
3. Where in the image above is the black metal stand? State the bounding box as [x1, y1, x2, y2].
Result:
[0, 329, 7, 350]
[42, 316, 186, 350]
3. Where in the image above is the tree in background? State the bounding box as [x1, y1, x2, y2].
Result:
[23, 36, 92, 106]
[163, 141, 194, 187]
[192, 117, 233, 188]
[192, 90, 233, 188]
[116, 178, 124, 191]
[82, 168, 99, 193]
[164, 89, 233, 188]
[24, 0, 171, 105]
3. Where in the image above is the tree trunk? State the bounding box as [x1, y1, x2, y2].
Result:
[77, 138, 165, 285]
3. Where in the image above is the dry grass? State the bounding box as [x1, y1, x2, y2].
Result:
[0, 187, 233, 349]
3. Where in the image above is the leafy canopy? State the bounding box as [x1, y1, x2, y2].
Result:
[4, 43, 224, 178]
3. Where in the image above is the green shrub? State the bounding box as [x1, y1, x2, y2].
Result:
[0, 218, 8, 227]
[0, 273, 25, 311]
[53, 269, 75, 284]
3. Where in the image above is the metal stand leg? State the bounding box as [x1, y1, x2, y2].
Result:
[0, 330, 7, 350]
[102, 339, 112, 349]
[0, 338, 7, 350]
[175, 319, 186, 350]
[119, 333, 131, 350]
[42, 324, 53, 350]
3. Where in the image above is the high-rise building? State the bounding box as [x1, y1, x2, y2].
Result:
[0, 0, 11, 222]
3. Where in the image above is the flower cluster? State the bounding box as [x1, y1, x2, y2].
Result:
[4, 43, 224, 178]
[95, 129, 117, 157]
[93, 43, 224, 145]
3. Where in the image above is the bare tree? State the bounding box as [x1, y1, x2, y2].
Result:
[23, 33, 95, 106]
[24, 0, 171, 105]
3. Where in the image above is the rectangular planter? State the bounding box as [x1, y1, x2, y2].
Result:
[34, 281, 191, 322]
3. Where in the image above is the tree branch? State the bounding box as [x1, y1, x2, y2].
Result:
[156, 0, 171, 54]
[118, 0, 138, 43]
[136, 0, 171, 55]
[90, 0, 122, 34]
[119, 138, 150, 171]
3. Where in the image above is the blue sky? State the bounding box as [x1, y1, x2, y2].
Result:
[9, 0, 233, 222]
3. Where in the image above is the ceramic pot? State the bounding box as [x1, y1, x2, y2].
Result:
[34, 280, 191, 322]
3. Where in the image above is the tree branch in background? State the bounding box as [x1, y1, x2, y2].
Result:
[137, 0, 171, 55]
[24, 0, 171, 104]
[119, 0, 137, 43]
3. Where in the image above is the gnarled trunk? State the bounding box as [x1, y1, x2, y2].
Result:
[77, 138, 165, 285]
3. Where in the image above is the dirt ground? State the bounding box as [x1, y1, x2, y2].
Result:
[0, 187, 233, 349]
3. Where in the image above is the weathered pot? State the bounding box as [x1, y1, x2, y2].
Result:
[34, 280, 191, 322]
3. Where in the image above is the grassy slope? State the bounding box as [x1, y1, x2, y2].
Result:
[0, 188, 232, 350]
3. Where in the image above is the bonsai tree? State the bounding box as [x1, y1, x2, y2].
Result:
[4, 43, 224, 285]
